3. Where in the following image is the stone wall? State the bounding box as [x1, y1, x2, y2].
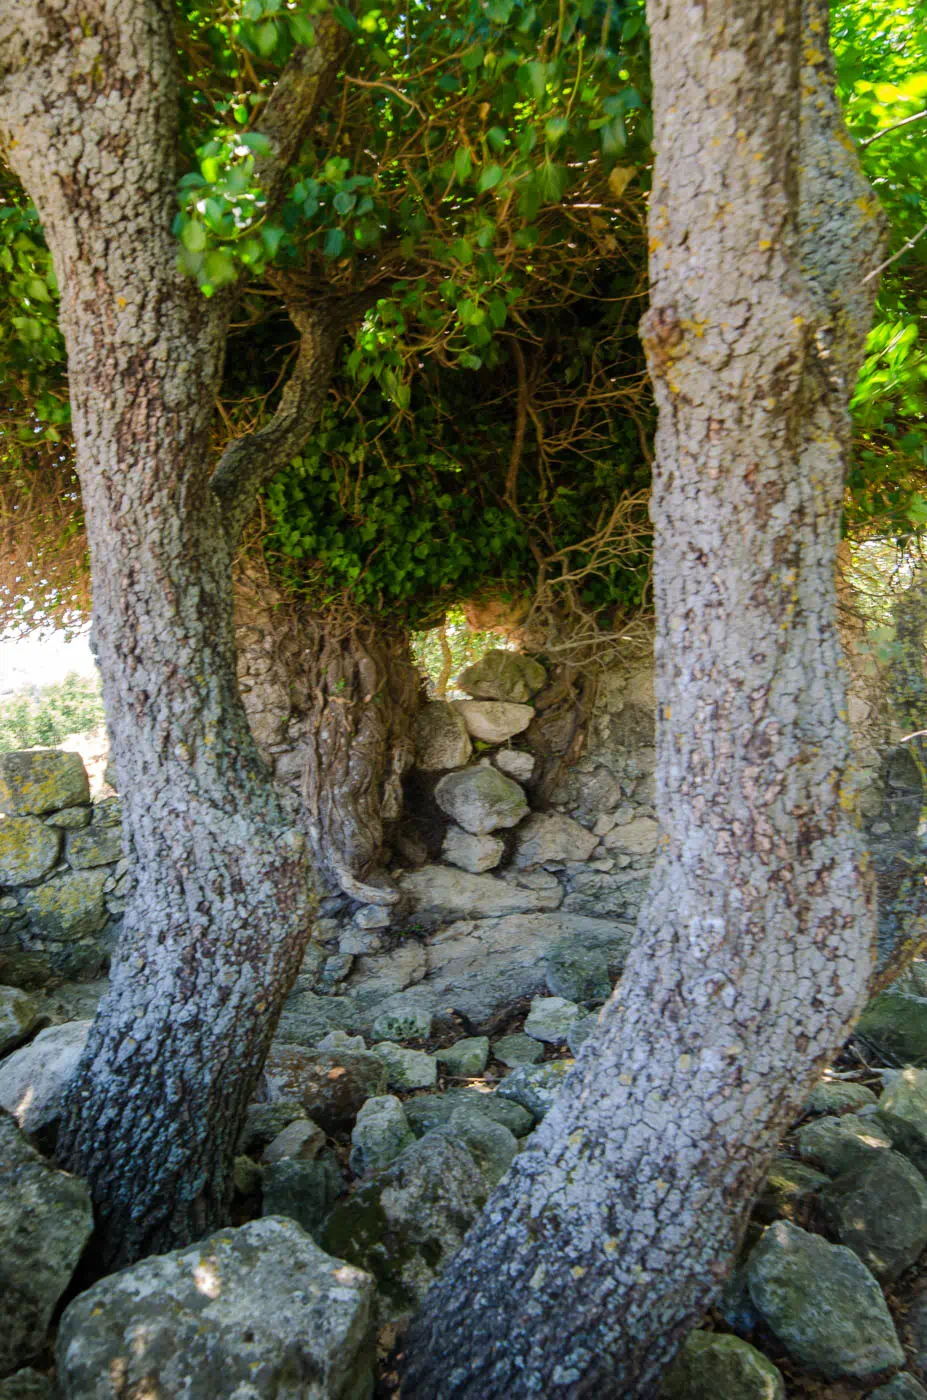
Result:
[0, 750, 124, 989]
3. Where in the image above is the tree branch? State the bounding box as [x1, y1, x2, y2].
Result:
[249, 14, 352, 215]
[860, 107, 927, 148]
[211, 304, 340, 548]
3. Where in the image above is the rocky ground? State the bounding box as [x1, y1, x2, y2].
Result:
[6, 971, 927, 1397]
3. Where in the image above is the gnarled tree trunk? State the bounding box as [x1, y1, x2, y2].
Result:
[402, 1, 884, 1394]
[0, 0, 346, 1265]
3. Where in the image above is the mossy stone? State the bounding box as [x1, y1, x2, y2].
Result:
[660, 1330, 785, 1400]
[0, 819, 60, 887]
[0, 751, 89, 817]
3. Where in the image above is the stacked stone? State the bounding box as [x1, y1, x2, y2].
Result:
[0, 750, 124, 988]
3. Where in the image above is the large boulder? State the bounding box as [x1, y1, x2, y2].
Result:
[544, 944, 611, 1004]
[746, 1220, 904, 1381]
[660, 1331, 785, 1400]
[262, 1047, 387, 1131]
[874, 1067, 927, 1175]
[796, 1112, 892, 1176]
[450, 700, 534, 744]
[404, 1088, 533, 1139]
[0, 1020, 90, 1134]
[412, 702, 472, 772]
[261, 1155, 345, 1238]
[754, 1157, 829, 1224]
[0, 1111, 93, 1373]
[20, 870, 108, 942]
[321, 1131, 486, 1323]
[513, 812, 598, 868]
[274, 988, 362, 1048]
[445, 1106, 517, 1187]
[0, 985, 46, 1058]
[603, 815, 659, 856]
[857, 990, 927, 1066]
[436, 1036, 489, 1077]
[0, 818, 60, 886]
[819, 1151, 927, 1281]
[0, 751, 89, 818]
[804, 1077, 878, 1115]
[434, 766, 528, 836]
[456, 650, 546, 704]
[56, 1217, 375, 1400]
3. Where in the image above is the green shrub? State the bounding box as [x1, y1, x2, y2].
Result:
[0, 670, 104, 751]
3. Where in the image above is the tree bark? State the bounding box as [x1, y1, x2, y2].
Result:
[0, 1, 345, 1264]
[301, 616, 424, 902]
[401, 2, 884, 1395]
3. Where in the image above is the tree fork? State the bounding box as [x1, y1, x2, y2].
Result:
[401, 0, 884, 1394]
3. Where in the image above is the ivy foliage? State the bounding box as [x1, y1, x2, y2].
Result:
[835, 0, 927, 536]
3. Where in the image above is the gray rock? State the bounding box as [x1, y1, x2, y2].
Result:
[261, 1154, 345, 1237]
[339, 930, 384, 956]
[0, 986, 45, 1057]
[353, 903, 392, 929]
[0, 1020, 90, 1133]
[0, 1370, 53, 1399]
[746, 1219, 904, 1380]
[238, 1100, 308, 1156]
[350, 1095, 415, 1177]
[274, 988, 361, 1048]
[371, 1041, 437, 1090]
[456, 650, 546, 704]
[754, 1157, 829, 1223]
[317, 1030, 366, 1054]
[90, 796, 121, 827]
[494, 750, 535, 782]
[21, 870, 108, 942]
[874, 1067, 927, 1175]
[441, 824, 504, 873]
[434, 766, 528, 836]
[857, 990, 927, 1067]
[45, 806, 91, 830]
[545, 945, 611, 1004]
[513, 812, 598, 868]
[803, 1077, 878, 1115]
[404, 1088, 534, 1139]
[451, 700, 535, 744]
[263, 1046, 387, 1131]
[32, 979, 107, 1026]
[870, 1378, 927, 1400]
[437, 1037, 489, 1077]
[907, 1292, 927, 1373]
[819, 1151, 927, 1281]
[57, 1217, 375, 1399]
[233, 1155, 263, 1196]
[603, 815, 659, 855]
[64, 823, 122, 870]
[496, 1059, 573, 1120]
[316, 954, 353, 993]
[524, 995, 581, 1044]
[796, 1112, 892, 1176]
[371, 1001, 432, 1042]
[321, 1131, 486, 1323]
[562, 870, 649, 919]
[0, 751, 89, 817]
[413, 702, 472, 771]
[493, 1033, 543, 1067]
[567, 1015, 598, 1057]
[0, 1111, 94, 1372]
[660, 1330, 785, 1400]
[446, 1106, 517, 1187]
[0, 818, 61, 886]
[397, 866, 561, 922]
[262, 1118, 326, 1165]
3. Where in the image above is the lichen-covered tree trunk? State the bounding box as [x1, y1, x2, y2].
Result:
[301, 618, 424, 901]
[401, 2, 884, 1395]
[0, 1, 344, 1264]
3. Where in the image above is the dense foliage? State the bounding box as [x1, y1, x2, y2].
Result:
[0, 671, 104, 752]
[0, 0, 924, 636]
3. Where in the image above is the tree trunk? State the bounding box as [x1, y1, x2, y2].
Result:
[401, 2, 884, 1395]
[301, 616, 424, 902]
[0, 3, 340, 1265]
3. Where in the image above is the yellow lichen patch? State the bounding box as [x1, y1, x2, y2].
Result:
[804, 46, 826, 66]
[571, 1265, 587, 1279]
[603, 1237, 620, 1255]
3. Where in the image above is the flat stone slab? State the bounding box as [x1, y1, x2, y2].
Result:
[0, 818, 61, 886]
[451, 700, 534, 743]
[397, 867, 562, 922]
[0, 751, 89, 817]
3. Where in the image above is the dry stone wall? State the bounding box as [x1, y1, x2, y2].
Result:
[0, 751, 124, 989]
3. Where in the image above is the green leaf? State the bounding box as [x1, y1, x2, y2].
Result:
[240, 131, 273, 156]
[324, 227, 347, 258]
[202, 250, 238, 287]
[601, 115, 627, 157]
[478, 164, 503, 192]
[486, 126, 507, 153]
[451, 238, 474, 265]
[254, 21, 280, 56]
[545, 117, 569, 145]
[243, 0, 264, 18]
[527, 61, 548, 102]
[333, 5, 360, 34]
[181, 219, 207, 253]
[289, 13, 316, 45]
[454, 146, 473, 183]
[333, 190, 357, 215]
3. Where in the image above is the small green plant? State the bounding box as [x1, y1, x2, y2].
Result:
[0, 670, 104, 752]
